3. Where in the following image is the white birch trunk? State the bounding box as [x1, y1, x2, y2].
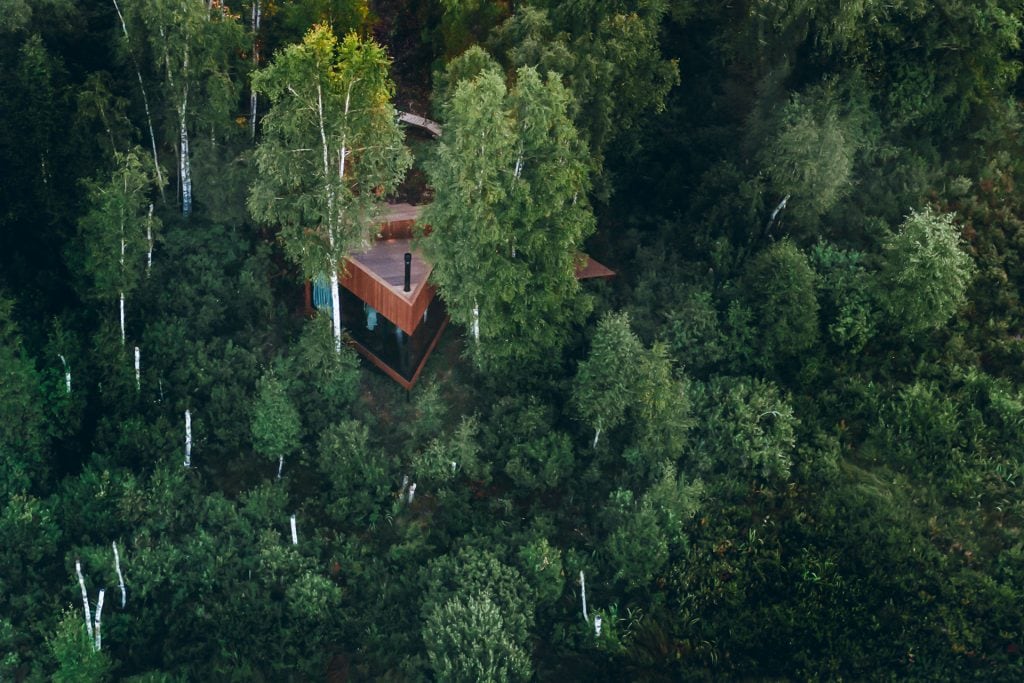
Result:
[184, 409, 192, 467]
[317, 79, 344, 352]
[594, 614, 602, 636]
[276, 455, 283, 480]
[112, 541, 126, 608]
[592, 426, 601, 450]
[290, 514, 298, 545]
[120, 211, 126, 344]
[178, 39, 192, 217]
[407, 483, 417, 505]
[134, 346, 141, 392]
[76, 560, 94, 642]
[58, 354, 71, 394]
[93, 589, 105, 651]
[249, 1, 261, 141]
[472, 303, 480, 343]
[580, 570, 588, 621]
[179, 107, 192, 217]
[146, 203, 154, 274]
[111, 0, 165, 197]
[330, 262, 342, 353]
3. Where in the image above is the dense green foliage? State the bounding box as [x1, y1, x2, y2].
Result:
[420, 48, 593, 372]
[1, 0, 1024, 680]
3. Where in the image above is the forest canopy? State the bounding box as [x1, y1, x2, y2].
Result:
[1, 0, 1024, 680]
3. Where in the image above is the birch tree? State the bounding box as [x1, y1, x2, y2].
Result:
[79, 148, 162, 345]
[111, 0, 164, 194]
[249, 25, 411, 352]
[491, 0, 680, 192]
[251, 371, 301, 478]
[129, 0, 243, 217]
[572, 312, 645, 449]
[420, 55, 594, 371]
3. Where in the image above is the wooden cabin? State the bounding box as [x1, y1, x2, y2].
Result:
[326, 204, 447, 390]
[310, 203, 614, 389]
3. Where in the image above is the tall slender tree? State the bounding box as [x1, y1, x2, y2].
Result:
[128, 0, 243, 217]
[249, 25, 411, 352]
[111, 0, 165, 195]
[79, 148, 163, 345]
[420, 54, 594, 371]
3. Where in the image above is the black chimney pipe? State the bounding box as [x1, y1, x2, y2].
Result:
[403, 252, 412, 292]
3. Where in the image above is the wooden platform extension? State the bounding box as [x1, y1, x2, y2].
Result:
[574, 253, 616, 281]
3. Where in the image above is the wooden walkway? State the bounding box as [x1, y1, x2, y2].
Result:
[397, 111, 442, 138]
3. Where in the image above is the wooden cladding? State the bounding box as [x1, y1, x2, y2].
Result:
[340, 258, 435, 335]
[377, 219, 415, 240]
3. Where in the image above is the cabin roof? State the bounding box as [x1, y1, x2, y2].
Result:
[347, 238, 431, 303]
[341, 235, 435, 336]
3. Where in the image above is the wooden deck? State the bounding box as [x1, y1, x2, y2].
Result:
[379, 202, 422, 225]
[376, 203, 422, 239]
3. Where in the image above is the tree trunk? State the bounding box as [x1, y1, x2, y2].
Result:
[93, 589, 105, 651]
[592, 426, 601, 449]
[249, 1, 261, 141]
[179, 42, 192, 216]
[330, 262, 342, 353]
[290, 514, 298, 544]
[111, 0, 165, 198]
[119, 294, 126, 345]
[58, 354, 71, 394]
[112, 541, 126, 608]
[179, 108, 192, 216]
[146, 203, 154, 274]
[134, 346, 140, 391]
[579, 570, 588, 621]
[318, 80, 343, 351]
[120, 218, 126, 344]
[184, 409, 192, 467]
[472, 302, 480, 343]
[75, 560, 94, 642]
